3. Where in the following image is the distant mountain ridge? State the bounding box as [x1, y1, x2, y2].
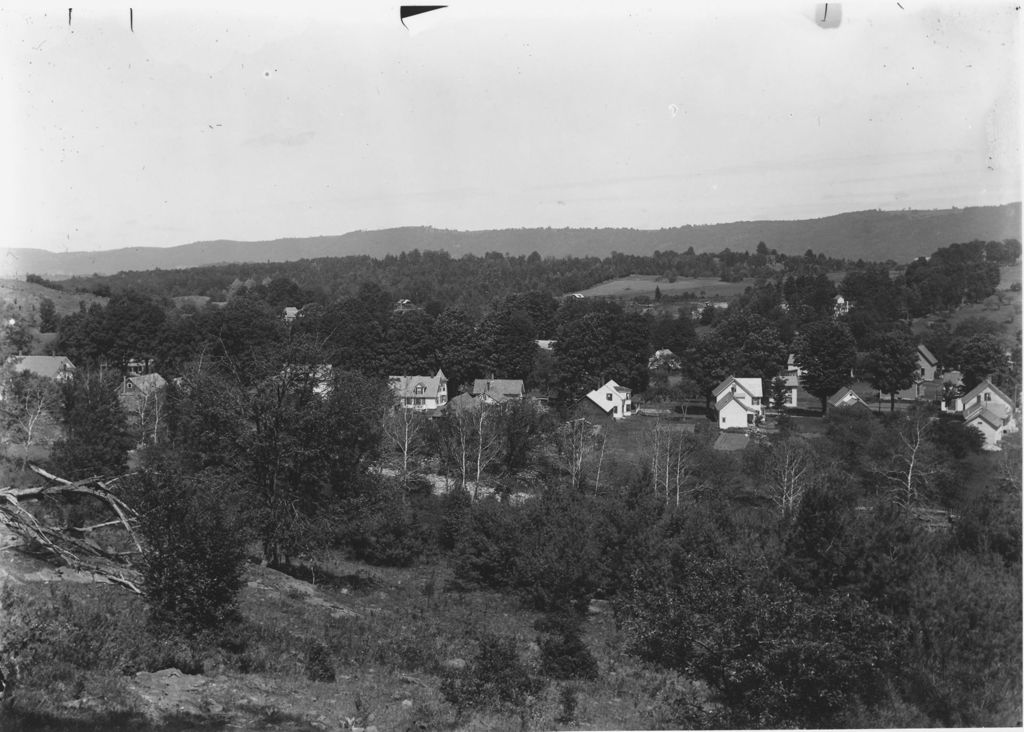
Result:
[4, 204, 1020, 277]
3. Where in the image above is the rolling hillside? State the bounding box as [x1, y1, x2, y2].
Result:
[3, 204, 1020, 277]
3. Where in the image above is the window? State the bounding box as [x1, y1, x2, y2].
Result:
[606, 393, 613, 401]
[611, 406, 617, 414]
[984, 392, 991, 402]
[414, 384, 426, 395]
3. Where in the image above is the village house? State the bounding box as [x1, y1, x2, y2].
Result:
[827, 386, 871, 412]
[714, 375, 764, 430]
[949, 379, 1018, 450]
[389, 369, 448, 410]
[781, 353, 811, 409]
[648, 348, 682, 371]
[470, 378, 525, 404]
[883, 343, 944, 402]
[577, 379, 633, 420]
[116, 373, 168, 414]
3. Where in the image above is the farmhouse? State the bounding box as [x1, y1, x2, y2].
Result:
[951, 379, 1018, 450]
[827, 386, 871, 412]
[581, 379, 633, 419]
[781, 353, 812, 409]
[389, 369, 448, 410]
[714, 376, 764, 430]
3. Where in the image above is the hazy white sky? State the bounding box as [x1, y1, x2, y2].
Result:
[0, 1, 1019, 254]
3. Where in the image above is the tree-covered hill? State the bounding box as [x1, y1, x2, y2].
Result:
[5, 203, 1020, 277]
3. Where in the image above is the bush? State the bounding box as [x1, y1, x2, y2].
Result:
[450, 498, 522, 590]
[538, 621, 598, 680]
[125, 470, 247, 636]
[440, 633, 546, 722]
[304, 641, 336, 683]
[345, 485, 434, 567]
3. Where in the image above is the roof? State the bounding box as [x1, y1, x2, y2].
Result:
[713, 432, 750, 451]
[445, 392, 481, 412]
[389, 369, 447, 399]
[125, 373, 167, 393]
[828, 386, 868, 409]
[471, 379, 525, 398]
[917, 343, 938, 366]
[718, 392, 758, 413]
[965, 404, 1007, 430]
[961, 379, 1013, 409]
[713, 376, 762, 401]
[5, 355, 75, 379]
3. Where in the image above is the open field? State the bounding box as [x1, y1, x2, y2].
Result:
[575, 275, 750, 300]
[0, 278, 108, 322]
[912, 264, 1022, 343]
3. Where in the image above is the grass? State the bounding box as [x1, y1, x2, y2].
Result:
[574, 275, 751, 300]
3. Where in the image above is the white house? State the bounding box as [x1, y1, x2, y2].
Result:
[713, 376, 764, 430]
[584, 379, 633, 419]
[782, 353, 805, 409]
[917, 343, 940, 382]
[953, 379, 1018, 450]
[827, 386, 871, 412]
[389, 369, 448, 410]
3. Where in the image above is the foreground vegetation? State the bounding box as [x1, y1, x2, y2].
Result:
[1, 235, 1020, 729]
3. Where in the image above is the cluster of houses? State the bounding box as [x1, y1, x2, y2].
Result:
[2, 336, 1018, 454]
[0, 355, 168, 441]
[387, 368, 636, 422]
[711, 340, 1018, 450]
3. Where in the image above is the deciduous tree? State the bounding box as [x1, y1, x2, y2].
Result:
[793, 321, 857, 413]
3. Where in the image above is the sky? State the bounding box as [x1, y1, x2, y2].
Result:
[0, 0, 1020, 255]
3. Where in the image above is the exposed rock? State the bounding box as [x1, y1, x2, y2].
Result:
[442, 658, 466, 671]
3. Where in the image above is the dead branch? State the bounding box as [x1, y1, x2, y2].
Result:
[0, 466, 144, 594]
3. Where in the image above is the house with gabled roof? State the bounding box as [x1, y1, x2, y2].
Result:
[583, 379, 634, 419]
[470, 378, 525, 404]
[714, 376, 764, 430]
[917, 343, 940, 382]
[389, 369, 448, 410]
[952, 379, 1018, 450]
[827, 386, 871, 413]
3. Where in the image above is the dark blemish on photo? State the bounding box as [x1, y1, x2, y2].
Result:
[400, 5, 447, 30]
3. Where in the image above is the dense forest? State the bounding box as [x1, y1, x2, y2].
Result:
[0, 235, 1020, 729]
[58, 245, 859, 314]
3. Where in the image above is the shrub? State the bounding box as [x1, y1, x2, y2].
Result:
[538, 621, 598, 681]
[440, 633, 546, 722]
[450, 498, 522, 590]
[304, 641, 336, 683]
[345, 486, 433, 567]
[125, 469, 247, 636]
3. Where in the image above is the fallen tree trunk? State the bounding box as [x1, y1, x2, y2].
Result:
[0, 465, 143, 594]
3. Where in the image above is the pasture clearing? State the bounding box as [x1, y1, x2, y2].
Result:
[574, 275, 750, 300]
